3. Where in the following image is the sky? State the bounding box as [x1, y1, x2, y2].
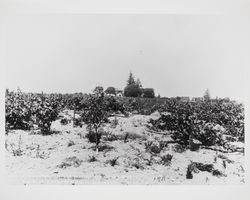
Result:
[3, 14, 249, 101]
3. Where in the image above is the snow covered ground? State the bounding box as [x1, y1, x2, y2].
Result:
[5, 111, 245, 185]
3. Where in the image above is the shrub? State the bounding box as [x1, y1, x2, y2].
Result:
[81, 95, 125, 147]
[67, 140, 75, 147]
[73, 118, 82, 127]
[60, 118, 69, 125]
[148, 99, 244, 147]
[5, 90, 33, 130]
[9, 136, 23, 156]
[186, 164, 194, 179]
[81, 95, 110, 149]
[195, 122, 223, 146]
[186, 161, 225, 179]
[130, 158, 145, 170]
[105, 87, 116, 95]
[110, 117, 119, 128]
[217, 154, 234, 164]
[194, 162, 214, 172]
[149, 145, 162, 154]
[145, 141, 163, 154]
[105, 96, 125, 114]
[161, 154, 173, 166]
[142, 88, 155, 98]
[103, 133, 121, 142]
[212, 169, 226, 177]
[86, 129, 102, 146]
[88, 155, 97, 162]
[97, 144, 114, 152]
[124, 131, 143, 142]
[124, 84, 142, 97]
[172, 144, 186, 153]
[93, 86, 104, 95]
[107, 157, 119, 166]
[35, 101, 59, 134]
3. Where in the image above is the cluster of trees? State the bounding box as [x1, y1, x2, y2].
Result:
[124, 72, 155, 98]
[148, 98, 244, 146]
[5, 89, 60, 134]
[6, 87, 244, 152]
[93, 72, 155, 98]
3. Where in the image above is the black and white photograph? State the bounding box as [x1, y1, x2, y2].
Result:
[1, 0, 250, 199]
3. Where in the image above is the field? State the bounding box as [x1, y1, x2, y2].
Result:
[5, 90, 245, 185]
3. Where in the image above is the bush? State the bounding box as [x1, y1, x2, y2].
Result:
[105, 87, 116, 95]
[60, 118, 69, 125]
[107, 157, 119, 166]
[88, 155, 97, 162]
[145, 141, 163, 154]
[124, 131, 143, 142]
[103, 133, 121, 142]
[5, 90, 60, 134]
[195, 122, 223, 146]
[35, 100, 59, 134]
[110, 117, 119, 128]
[105, 96, 125, 114]
[148, 100, 244, 147]
[97, 144, 114, 152]
[172, 144, 186, 153]
[160, 154, 173, 166]
[124, 84, 142, 97]
[73, 118, 82, 127]
[186, 161, 225, 179]
[67, 140, 75, 147]
[142, 88, 155, 98]
[5, 90, 33, 130]
[86, 129, 102, 146]
[81, 95, 110, 148]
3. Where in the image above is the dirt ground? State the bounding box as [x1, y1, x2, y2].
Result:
[5, 111, 245, 185]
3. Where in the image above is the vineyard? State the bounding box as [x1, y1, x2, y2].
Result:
[5, 89, 245, 184]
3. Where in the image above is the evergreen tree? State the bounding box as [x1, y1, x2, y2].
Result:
[127, 71, 136, 86]
[136, 78, 142, 88]
[204, 88, 211, 101]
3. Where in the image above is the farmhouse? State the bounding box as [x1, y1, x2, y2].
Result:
[104, 88, 123, 97]
[115, 89, 123, 97]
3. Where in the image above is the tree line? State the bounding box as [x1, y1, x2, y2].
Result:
[97, 72, 155, 98]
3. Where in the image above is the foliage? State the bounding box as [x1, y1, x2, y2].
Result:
[88, 155, 97, 162]
[60, 118, 70, 125]
[5, 89, 33, 130]
[148, 99, 244, 146]
[186, 162, 226, 179]
[136, 78, 142, 88]
[81, 95, 124, 148]
[107, 157, 119, 166]
[160, 154, 173, 166]
[86, 129, 102, 146]
[93, 86, 104, 95]
[5, 89, 60, 134]
[127, 71, 136, 86]
[124, 84, 142, 97]
[204, 88, 211, 101]
[124, 72, 144, 97]
[142, 88, 155, 98]
[105, 86, 116, 95]
[33, 96, 59, 134]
